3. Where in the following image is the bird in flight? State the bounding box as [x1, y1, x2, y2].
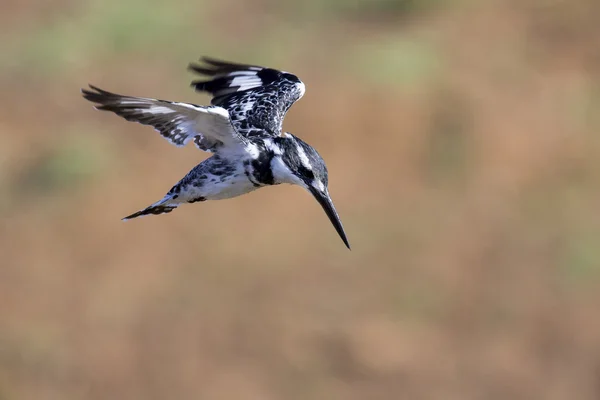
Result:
[81, 57, 350, 249]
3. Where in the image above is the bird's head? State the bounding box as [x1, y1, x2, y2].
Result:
[269, 133, 350, 249]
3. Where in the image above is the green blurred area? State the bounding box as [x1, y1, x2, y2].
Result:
[1, 0, 600, 399]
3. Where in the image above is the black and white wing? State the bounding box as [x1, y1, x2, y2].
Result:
[81, 85, 239, 152]
[189, 57, 305, 138]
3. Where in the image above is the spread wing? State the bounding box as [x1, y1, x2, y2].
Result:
[188, 57, 306, 138]
[81, 85, 240, 152]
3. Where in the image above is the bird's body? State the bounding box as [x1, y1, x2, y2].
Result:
[82, 57, 350, 248]
[122, 155, 257, 219]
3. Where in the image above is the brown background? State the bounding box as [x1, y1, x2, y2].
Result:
[1, 0, 600, 398]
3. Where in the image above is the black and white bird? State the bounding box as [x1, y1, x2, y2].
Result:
[81, 57, 350, 249]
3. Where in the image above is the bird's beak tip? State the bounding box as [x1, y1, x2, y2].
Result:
[310, 187, 350, 250]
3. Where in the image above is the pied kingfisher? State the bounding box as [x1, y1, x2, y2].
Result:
[81, 57, 350, 249]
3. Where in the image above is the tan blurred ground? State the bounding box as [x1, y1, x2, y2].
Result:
[1, 0, 600, 399]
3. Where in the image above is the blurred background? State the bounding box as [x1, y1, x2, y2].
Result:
[1, 0, 600, 398]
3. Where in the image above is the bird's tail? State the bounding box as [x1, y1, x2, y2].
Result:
[122, 196, 180, 221]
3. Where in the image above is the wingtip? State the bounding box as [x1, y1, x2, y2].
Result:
[187, 62, 218, 77]
[81, 84, 94, 95]
[200, 55, 218, 63]
[200, 55, 233, 66]
[190, 56, 262, 74]
[187, 62, 200, 72]
[81, 84, 103, 99]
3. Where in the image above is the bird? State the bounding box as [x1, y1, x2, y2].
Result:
[81, 56, 350, 249]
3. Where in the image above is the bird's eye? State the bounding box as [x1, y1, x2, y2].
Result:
[298, 165, 314, 180]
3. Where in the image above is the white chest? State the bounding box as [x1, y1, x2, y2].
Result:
[202, 165, 259, 200]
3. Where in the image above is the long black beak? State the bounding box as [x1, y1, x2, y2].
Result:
[309, 187, 350, 249]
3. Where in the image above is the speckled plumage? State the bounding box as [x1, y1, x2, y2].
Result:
[81, 57, 350, 249]
[189, 57, 304, 137]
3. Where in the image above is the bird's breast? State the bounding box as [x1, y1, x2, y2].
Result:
[242, 149, 276, 186]
[202, 167, 260, 200]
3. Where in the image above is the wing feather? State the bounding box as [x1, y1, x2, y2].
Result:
[81, 85, 239, 152]
[188, 57, 305, 137]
